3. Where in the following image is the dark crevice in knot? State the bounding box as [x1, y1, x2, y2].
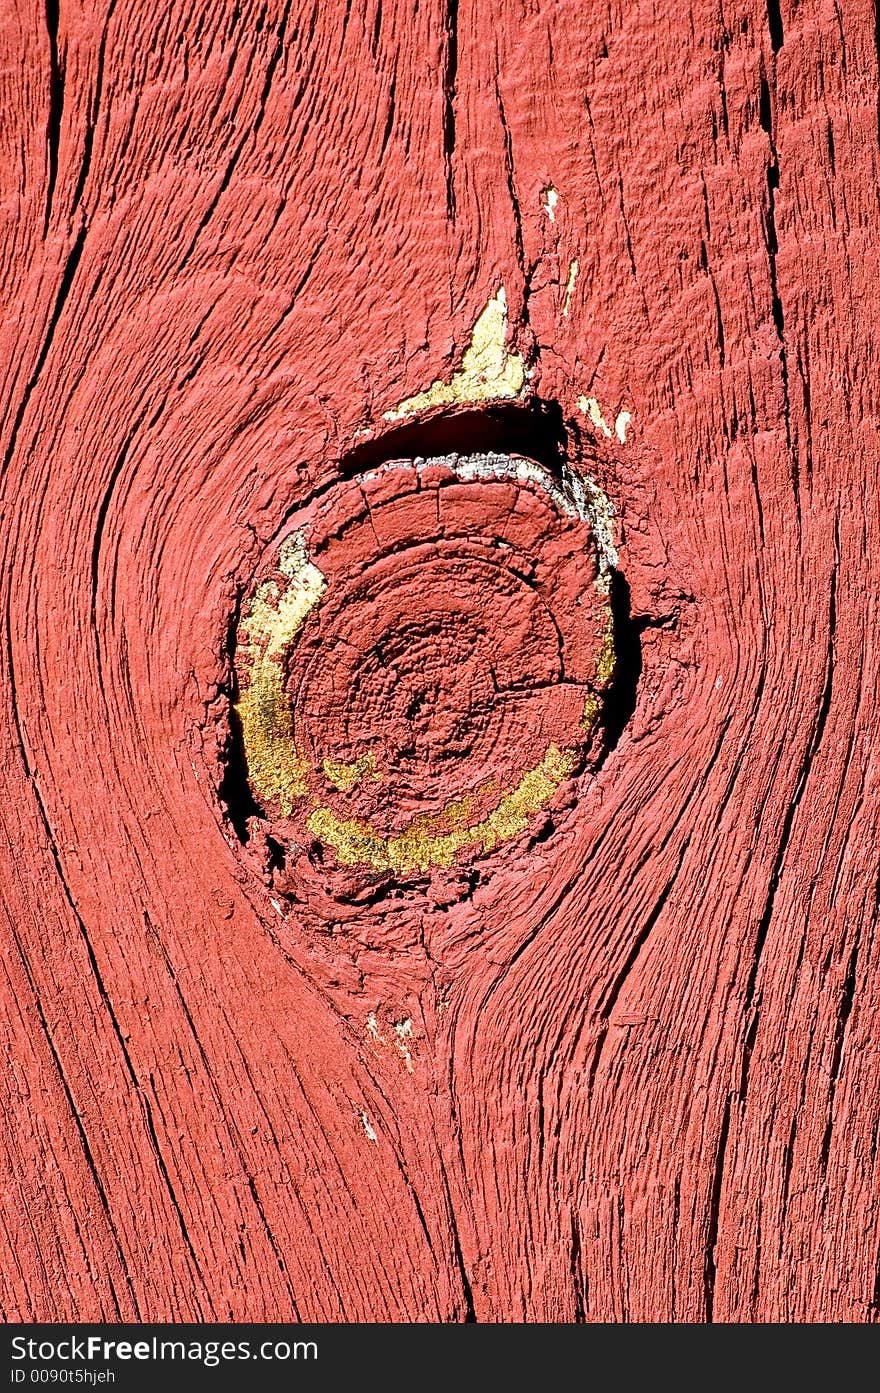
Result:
[603, 570, 644, 752]
[218, 594, 262, 843]
[340, 398, 568, 480]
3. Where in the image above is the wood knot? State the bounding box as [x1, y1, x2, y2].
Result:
[232, 452, 618, 896]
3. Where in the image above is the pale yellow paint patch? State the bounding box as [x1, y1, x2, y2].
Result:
[577, 395, 632, 445]
[562, 259, 579, 317]
[577, 395, 614, 439]
[542, 187, 559, 221]
[383, 289, 526, 421]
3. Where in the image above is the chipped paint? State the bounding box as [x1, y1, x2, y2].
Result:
[393, 1019, 414, 1072]
[383, 289, 526, 420]
[577, 395, 613, 439]
[365, 1013, 415, 1072]
[562, 259, 579, 317]
[578, 395, 633, 447]
[542, 187, 559, 221]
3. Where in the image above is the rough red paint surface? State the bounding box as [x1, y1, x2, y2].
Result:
[2, 0, 879, 1323]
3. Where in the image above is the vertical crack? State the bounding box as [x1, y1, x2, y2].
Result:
[819, 936, 860, 1169]
[587, 835, 692, 1092]
[71, 0, 118, 217]
[2, 222, 85, 477]
[874, 2, 880, 148]
[43, 0, 64, 236]
[495, 81, 525, 278]
[704, 1096, 731, 1321]
[570, 1210, 586, 1321]
[177, 0, 293, 271]
[443, 0, 459, 220]
[759, 69, 796, 509]
[435, 1149, 476, 1320]
[766, 0, 784, 52]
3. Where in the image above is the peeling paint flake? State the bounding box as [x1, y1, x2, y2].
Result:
[562, 258, 579, 317]
[541, 187, 559, 221]
[578, 396, 632, 445]
[383, 289, 526, 421]
[577, 395, 613, 438]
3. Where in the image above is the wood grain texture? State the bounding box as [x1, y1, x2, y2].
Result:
[2, 0, 879, 1322]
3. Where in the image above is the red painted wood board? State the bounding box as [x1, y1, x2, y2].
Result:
[1, 0, 878, 1322]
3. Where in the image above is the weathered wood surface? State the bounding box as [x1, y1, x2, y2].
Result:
[2, 0, 879, 1322]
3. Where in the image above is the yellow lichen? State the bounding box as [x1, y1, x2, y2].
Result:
[322, 751, 382, 792]
[383, 289, 526, 421]
[306, 743, 578, 873]
[594, 578, 617, 685]
[235, 532, 326, 815]
[579, 693, 600, 733]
